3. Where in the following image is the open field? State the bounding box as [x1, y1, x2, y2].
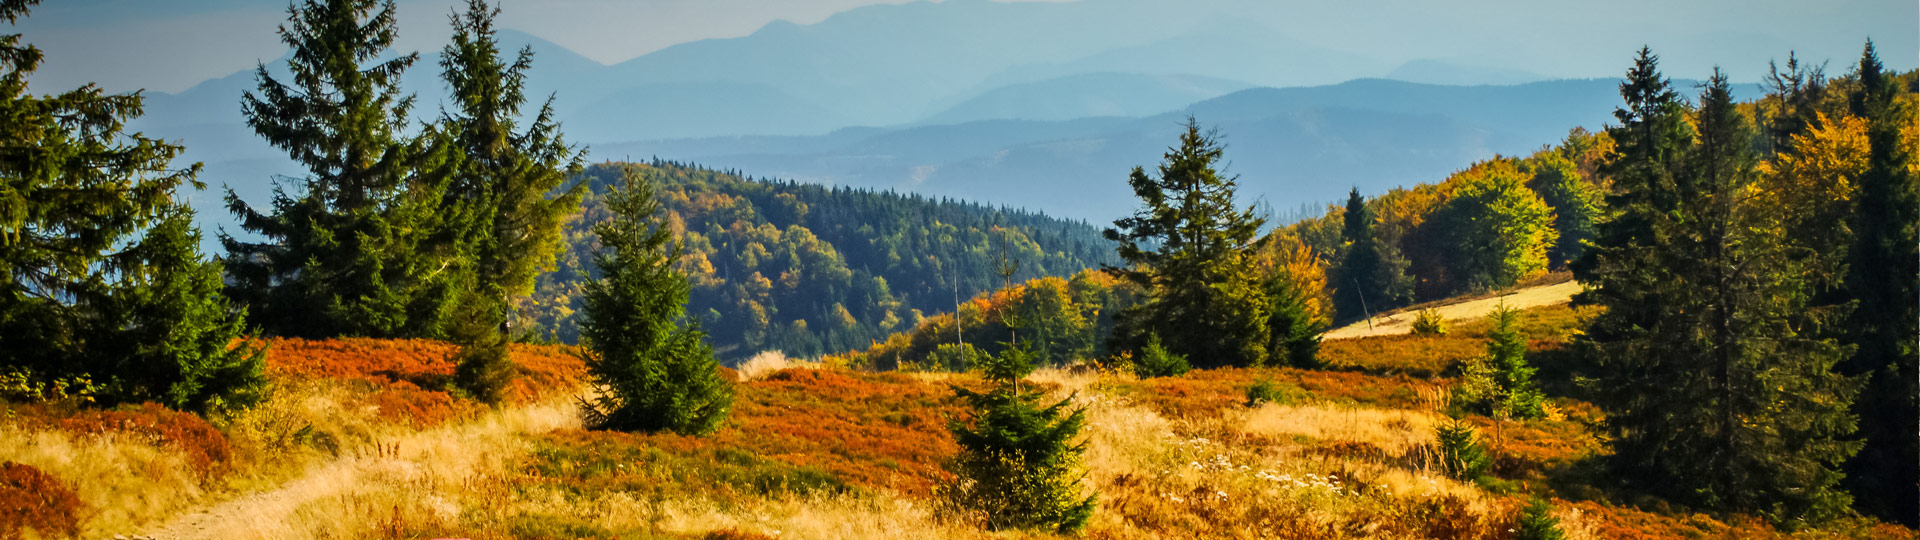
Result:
[3, 309, 1911, 539]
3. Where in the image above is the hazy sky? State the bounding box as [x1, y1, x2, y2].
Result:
[14, 0, 1917, 95]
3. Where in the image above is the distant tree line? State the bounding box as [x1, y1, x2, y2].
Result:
[527, 160, 1119, 359]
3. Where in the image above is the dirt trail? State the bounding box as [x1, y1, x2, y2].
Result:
[1323, 279, 1582, 340]
[139, 399, 579, 540]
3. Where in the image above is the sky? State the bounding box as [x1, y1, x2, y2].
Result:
[12, 0, 1917, 95]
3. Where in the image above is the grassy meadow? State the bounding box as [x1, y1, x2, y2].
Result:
[2, 304, 1911, 539]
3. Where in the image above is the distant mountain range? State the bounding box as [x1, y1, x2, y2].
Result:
[121, 0, 1762, 250]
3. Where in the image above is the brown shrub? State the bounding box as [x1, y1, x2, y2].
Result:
[704, 529, 779, 540]
[0, 462, 82, 540]
[43, 403, 231, 477]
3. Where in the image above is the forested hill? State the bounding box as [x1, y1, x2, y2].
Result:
[527, 160, 1119, 359]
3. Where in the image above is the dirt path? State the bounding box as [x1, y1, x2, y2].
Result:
[140, 399, 579, 540]
[1323, 279, 1582, 340]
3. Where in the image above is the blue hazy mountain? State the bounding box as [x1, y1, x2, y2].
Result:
[591, 78, 1759, 225]
[1385, 59, 1549, 86]
[918, 72, 1254, 125]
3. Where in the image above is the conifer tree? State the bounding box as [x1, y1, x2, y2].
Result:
[942, 342, 1095, 533]
[577, 166, 731, 434]
[1262, 239, 1328, 368]
[1333, 188, 1411, 321]
[1577, 60, 1858, 522]
[1838, 40, 1919, 526]
[438, 0, 587, 324]
[0, 0, 266, 412]
[1105, 118, 1269, 368]
[223, 0, 461, 339]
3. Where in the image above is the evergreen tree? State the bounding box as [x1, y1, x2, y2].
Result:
[577, 166, 731, 435]
[0, 0, 265, 412]
[223, 0, 461, 339]
[1486, 304, 1543, 419]
[1839, 40, 1919, 526]
[1514, 498, 1566, 540]
[438, 0, 587, 329]
[942, 342, 1095, 533]
[1577, 62, 1859, 523]
[1105, 118, 1268, 368]
[1333, 188, 1411, 321]
[449, 293, 513, 404]
[1131, 332, 1189, 378]
[1261, 237, 1328, 368]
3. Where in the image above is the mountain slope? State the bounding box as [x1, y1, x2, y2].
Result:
[527, 161, 1119, 360]
[918, 72, 1253, 125]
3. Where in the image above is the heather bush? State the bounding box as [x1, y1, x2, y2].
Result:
[0, 462, 81, 539]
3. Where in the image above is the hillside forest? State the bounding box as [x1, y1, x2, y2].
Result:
[1, 0, 1917, 538]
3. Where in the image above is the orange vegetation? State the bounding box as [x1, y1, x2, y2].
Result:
[14, 402, 232, 477]
[1111, 366, 1440, 420]
[0, 461, 82, 539]
[261, 338, 587, 426]
[533, 368, 965, 497]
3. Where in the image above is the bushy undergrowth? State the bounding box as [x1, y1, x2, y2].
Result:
[0, 461, 82, 539]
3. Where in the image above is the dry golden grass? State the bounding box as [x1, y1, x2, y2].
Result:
[736, 350, 820, 381]
[7, 337, 1909, 540]
[1236, 403, 1439, 457]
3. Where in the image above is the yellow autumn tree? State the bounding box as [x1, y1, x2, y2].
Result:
[1753, 111, 1869, 282]
[1260, 235, 1332, 367]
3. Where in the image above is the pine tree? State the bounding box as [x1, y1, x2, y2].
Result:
[438, 0, 587, 329]
[1514, 498, 1566, 540]
[0, 0, 265, 413]
[1105, 118, 1269, 368]
[1577, 61, 1859, 523]
[942, 342, 1095, 533]
[223, 0, 462, 339]
[1838, 40, 1919, 526]
[1333, 187, 1411, 321]
[1262, 237, 1328, 368]
[577, 166, 732, 435]
[1486, 304, 1543, 419]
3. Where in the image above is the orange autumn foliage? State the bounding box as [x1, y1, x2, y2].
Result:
[14, 403, 234, 478]
[260, 337, 586, 426]
[0, 462, 81, 540]
[539, 368, 964, 497]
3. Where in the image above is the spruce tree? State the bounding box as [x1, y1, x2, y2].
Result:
[1839, 40, 1919, 526]
[1265, 275, 1325, 368]
[1577, 61, 1859, 523]
[0, 0, 266, 412]
[942, 342, 1095, 533]
[223, 0, 461, 339]
[438, 0, 587, 324]
[1105, 118, 1269, 368]
[1333, 187, 1411, 321]
[577, 166, 731, 435]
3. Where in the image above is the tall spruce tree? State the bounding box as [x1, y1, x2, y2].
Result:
[1577, 61, 1859, 523]
[438, 0, 587, 322]
[1104, 118, 1269, 368]
[577, 166, 731, 435]
[0, 0, 266, 412]
[1333, 187, 1411, 321]
[223, 0, 461, 339]
[1839, 40, 1919, 526]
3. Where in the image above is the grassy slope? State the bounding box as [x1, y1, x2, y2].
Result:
[3, 307, 1914, 539]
